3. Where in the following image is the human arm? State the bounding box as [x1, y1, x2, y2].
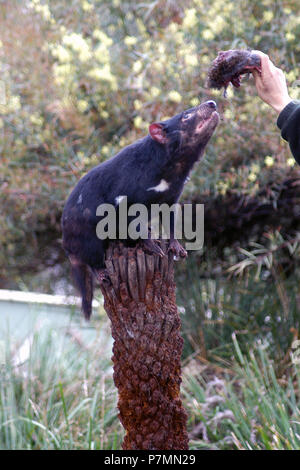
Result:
[251, 51, 300, 163]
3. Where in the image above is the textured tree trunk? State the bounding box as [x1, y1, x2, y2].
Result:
[97, 241, 189, 450]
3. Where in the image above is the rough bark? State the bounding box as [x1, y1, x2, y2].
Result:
[97, 240, 189, 450]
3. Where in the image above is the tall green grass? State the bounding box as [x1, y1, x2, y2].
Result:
[0, 325, 123, 450]
[184, 335, 300, 450]
[176, 258, 299, 363]
[0, 320, 299, 450]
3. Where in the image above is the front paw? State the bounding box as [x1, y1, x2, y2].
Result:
[142, 239, 165, 258]
[168, 239, 187, 259]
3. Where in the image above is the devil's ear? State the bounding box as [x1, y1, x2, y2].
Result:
[149, 123, 168, 144]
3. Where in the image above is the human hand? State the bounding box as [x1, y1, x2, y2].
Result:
[251, 51, 292, 114]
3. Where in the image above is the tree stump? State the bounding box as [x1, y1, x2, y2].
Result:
[97, 240, 189, 450]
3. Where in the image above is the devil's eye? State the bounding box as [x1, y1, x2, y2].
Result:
[182, 113, 192, 121]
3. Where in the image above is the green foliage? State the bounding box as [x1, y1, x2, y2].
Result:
[176, 255, 300, 362]
[0, 320, 123, 450]
[1, 318, 299, 450]
[0, 0, 299, 285]
[184, 339, 300, 450]
[1, 1, 299, 450]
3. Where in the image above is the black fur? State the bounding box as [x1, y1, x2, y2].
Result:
[62, 100, 219, 318]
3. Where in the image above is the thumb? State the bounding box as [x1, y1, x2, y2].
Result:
[251, 68, 261, 84]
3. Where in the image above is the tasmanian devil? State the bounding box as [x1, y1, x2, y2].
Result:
[62, 100, 219, 319]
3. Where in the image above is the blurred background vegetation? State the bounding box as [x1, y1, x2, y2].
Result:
[0, 0, 299, 450]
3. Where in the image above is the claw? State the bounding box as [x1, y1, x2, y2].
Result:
[168, 239, 187, 259]
[142, 239, 165, 257]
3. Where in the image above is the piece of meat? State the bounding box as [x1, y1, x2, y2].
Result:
[206, 50, 261, 95]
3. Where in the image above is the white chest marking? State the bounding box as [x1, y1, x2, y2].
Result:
[147, 179, 169, 192]
[115, 195, 126, 205]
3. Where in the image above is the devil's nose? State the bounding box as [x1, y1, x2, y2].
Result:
[206, 100, 217, 109]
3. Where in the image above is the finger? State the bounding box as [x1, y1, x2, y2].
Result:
[251, 50, 269, 60]
[254, 52, 277, 81]
[251, 68, 260, 80]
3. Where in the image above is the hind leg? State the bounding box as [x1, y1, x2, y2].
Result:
[94, 268, 111, 286]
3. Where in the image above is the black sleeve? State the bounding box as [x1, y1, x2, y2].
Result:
[277, 100, 300, 164]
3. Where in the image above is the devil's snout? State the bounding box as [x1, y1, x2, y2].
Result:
[206, 100, 217, 109]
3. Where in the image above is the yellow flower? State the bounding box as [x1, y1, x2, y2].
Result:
[183, 8, 197, 29]
[286, 32, 296, 42]
[29, 1, 52, 21]
[30, 114, 43, 126]
[158, 44, 165, 55]
[134, 116, 143, 128]
[200, 55, 210, 65]
[202, 29, 214, 41]
[217, 181, 228, 195]
[92, 29, 113, 47]
[264, 155, 274, 167]
[134, 100, 142, 110]
[0, 40, 3, 48]
[248, 173, 257, 182]
[101, 145, 110, 156]
[79, 49, 92, 63]
[63, 33, 91, 61]
[150, 87, 160, 98]
[133, 61, 143, 74]
[153, 58, 164, 72]
[51, 45, 72, 63]
[82, 1, 94, 12]
[9, 96, 21, 112]
[168, 90, 182, 103]
[88, 65, 116, 86]
[185, 54, 198, 67]
[124, 36, 137, 46]
[190, 97, 199, 107]
[53, 63, 75, 85]
[263, 11, 274, 23]
[168, 23, 178, 34]
[90, 154, 99, 164]
[287, 158, 295, 167]
[94, 44, 110, 63]
[77, 100, 89, 113]
[210, 16, 226, 34]
[100, 110, 109, 119]
[226, 87, 234, 98]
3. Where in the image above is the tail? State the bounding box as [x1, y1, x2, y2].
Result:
[69, 255, 94, 320]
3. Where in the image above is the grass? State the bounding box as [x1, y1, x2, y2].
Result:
[0, 315, 299, 450]
[184, 335, 300, 450]
[176, 257, 300, 363]
[0, 321, 123, 450]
